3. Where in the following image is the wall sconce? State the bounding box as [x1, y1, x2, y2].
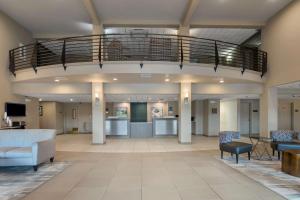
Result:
[95, 93, 100, 105]
[184, 92, 189, 104]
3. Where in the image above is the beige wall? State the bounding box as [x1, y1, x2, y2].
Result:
[240, 99, 260, 134]
[0, 11, 38, 128]
[25, 98, 40, 129]
[260, 1, 300, 135]
[278, 99, 300, 131]
[278, 100, 292, 130]
[39, 102, 64, 133]
[64, 103, 92, 133]
[262, 1, 300, 86]
[220, 100, 238, 132]
[203, 99, 220, 136]
[39, 102, 57, 130]
[39, 102, 92, 134]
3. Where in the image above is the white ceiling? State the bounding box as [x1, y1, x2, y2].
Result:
[277, 81, 300, 89]
[0, 0, 91, 36]
[277, 82, 300, 99]
[0, 0, 292, 37]
[93, 0, 187, 25]
[191, 0, 293, 25]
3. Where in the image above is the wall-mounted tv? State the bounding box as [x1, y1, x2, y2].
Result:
[5, 103, 26, 117]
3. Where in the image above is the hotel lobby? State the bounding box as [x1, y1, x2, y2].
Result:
[1, 0, 300, 199]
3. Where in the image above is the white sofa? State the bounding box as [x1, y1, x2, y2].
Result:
[0, 129, 56, 171]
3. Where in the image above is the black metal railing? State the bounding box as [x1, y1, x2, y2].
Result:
[9, 33, 267, 77]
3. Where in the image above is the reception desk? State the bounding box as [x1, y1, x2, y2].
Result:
[105, 117, 178, 137]
[105, 118, 129, 136]
[153, 117, 177, 136]
[130, 122, 153, 138]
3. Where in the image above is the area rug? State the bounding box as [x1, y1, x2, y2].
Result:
[220, 156, 300, 200]
[0, 162, 70, 200]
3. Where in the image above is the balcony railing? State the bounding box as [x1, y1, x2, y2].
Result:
[9, 33, 267, 77]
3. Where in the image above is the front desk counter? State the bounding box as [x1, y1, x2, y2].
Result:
[153, 117, 178, 136]
[105, 118, 129, 136]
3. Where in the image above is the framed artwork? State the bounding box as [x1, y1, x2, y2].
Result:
[39, 106, 43, 116]
[212, 108, 218, 114]
[168, 106, 174, 115]
[115, 107, 128, 118]
[152, 106, 163, 118]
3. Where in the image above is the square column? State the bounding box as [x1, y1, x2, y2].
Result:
[260, 86, 278, 137]
[178, 82, 192, 144]
[178, 25, 190, 63]
[92, 82, 105, 144]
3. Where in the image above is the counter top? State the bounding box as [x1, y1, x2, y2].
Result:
[153, 117, 177, 120]
[106, 118, 129, 121]
[0, 126, 22, 130]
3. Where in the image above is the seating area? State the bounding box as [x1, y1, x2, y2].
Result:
[0, 129, 56, 171]
[219, 131, 252, 163]
[270, 130, 300, 160]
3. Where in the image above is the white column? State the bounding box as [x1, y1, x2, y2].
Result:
[178, 25, 190, 36]
[93, 23, 103, 35]
[92, 82, 105, 144]
[178, 82, 192, 144]
[178, 25, 190, 63]
[260, 86, 278, 137]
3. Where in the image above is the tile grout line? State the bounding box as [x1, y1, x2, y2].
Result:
[189, 163, 225, 200]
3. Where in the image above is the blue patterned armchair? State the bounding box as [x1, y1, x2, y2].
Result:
[270, 130, 300, 160]
[219, 131, 252, 164]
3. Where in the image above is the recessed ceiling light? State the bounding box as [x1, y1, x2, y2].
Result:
[165, 78, 170, 82]
[70, 98, 74, 102]
[54, 79, 60, 82]
[219, 79, 224, 83]
[113, 78, 118, 81]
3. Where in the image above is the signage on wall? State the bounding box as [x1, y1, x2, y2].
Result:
[39, 106, 43, 116]
[152, 106, 163, 118]
[211, 108, 218, 114]
[168, 106, 174, 115]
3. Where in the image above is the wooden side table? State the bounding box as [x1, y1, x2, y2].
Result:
[282, 150, 300, 177]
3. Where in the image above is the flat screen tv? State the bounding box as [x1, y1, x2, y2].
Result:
[5, 103, 26, 117]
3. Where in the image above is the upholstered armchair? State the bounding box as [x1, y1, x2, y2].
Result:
[219, 131, 252, 164]
[270, 130, 300, 160]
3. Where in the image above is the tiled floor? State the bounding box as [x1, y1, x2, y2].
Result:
[56, 134, 219, 153]
[22, 135, 285, 200]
